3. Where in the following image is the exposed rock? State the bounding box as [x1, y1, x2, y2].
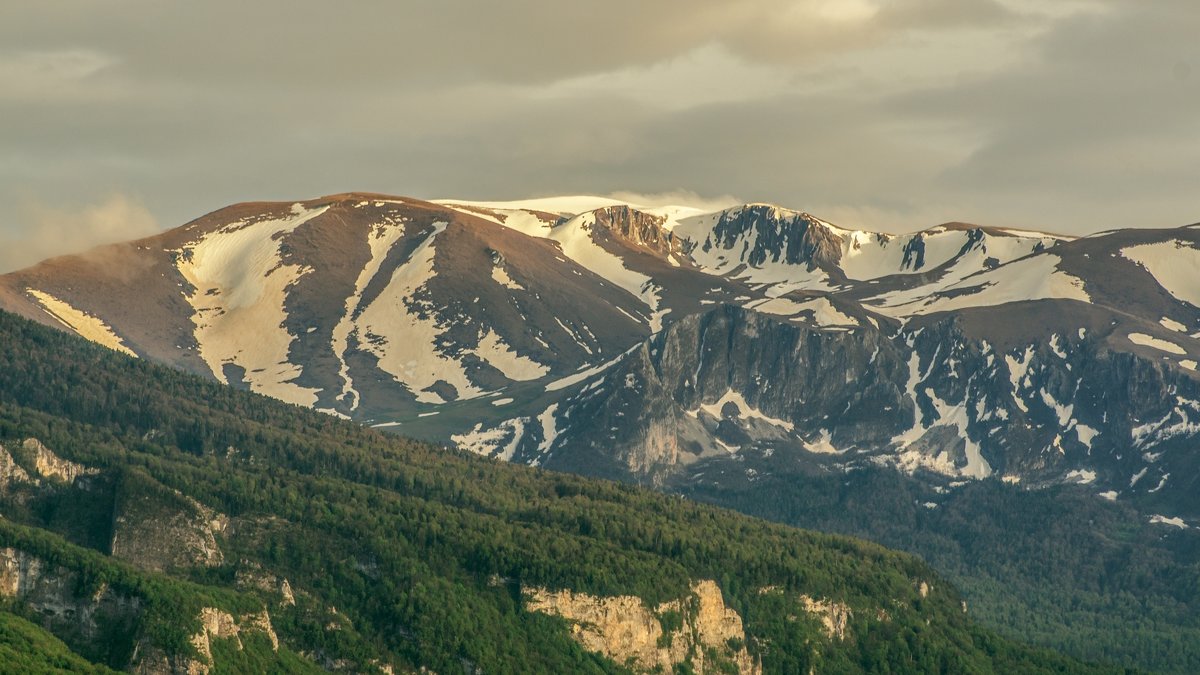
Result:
[0, 444, 35, 489]
[0, 547, 142, 664]
[137, 606, 281, 675]
[110, 473, 228, 572]
[21, 438, 99, 484]
[525, 579, 760, 674]
[798, 595, 853, 640]
[234, 561, 297, 607]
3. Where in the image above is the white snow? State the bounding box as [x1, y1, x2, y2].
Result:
[534, 403, 560, 458]
[452, 417, 528, 461]
[27, 289, 136, 357]
[1181, 359, 1197, 371]
[1065, 469, 1096, 484]
[1004, 347, 1035, 413]
[687, 389, 795, 433]
[176, 204, 329, 407]
[1076, 424, 1099, 449]
[1098, 491, 1118, 501]
[330, 218, 409, 410]
[353, 221, 484, 404]
[471, 328, 550, 381]
[491, 397, 514, 406]
[544, 347, 636, 392]
[491, 263, 525, 290]
[1160, 317, 1188, 332]
[870, 253, 1090, 316]
[1128, 332, 1187, 355]
[1149, 514, 1188, 529]
[796, 297, 859, 328]
[1120, 239, 1200, 308]
[803, 429, 841, 454]
[925, 388, 992, 479]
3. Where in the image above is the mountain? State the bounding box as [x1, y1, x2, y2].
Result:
[0, 306, 1106, 673]
[3, 192, 1200, 670]
[2, 193, 1197, 516]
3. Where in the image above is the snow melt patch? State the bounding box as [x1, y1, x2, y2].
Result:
[353, 221, 483, 404]
[176, 204, 328, 407]
[330, 219, 408, 410]
[1120, 239, 1200, 308]
[1149, 514, 1188, 529]
[1128, 333, 1187, 355]
[1065, 469, 1096, 484]
[1160, 317, 1188, 333]
[491, 264, 525, 290]
[453, 418, 528, 462]
[687, 389, 794, 432]
[870, 253, 1090, 316]
[471, 329, 550, 381]
[27, 289, 136, 357]
[545, 347, 636, 392]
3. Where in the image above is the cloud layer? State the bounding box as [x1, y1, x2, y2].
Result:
[1, 0, 1197, 270]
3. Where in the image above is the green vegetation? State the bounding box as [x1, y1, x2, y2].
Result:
[684, 466, 1199, 673]
[0, 611, 116, 674]
[0, 310, 1115, 672]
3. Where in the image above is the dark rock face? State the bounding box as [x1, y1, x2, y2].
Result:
[708, 205, 843, 270]
[590, 205, 679, 258]
[531, 306, 1200, 517]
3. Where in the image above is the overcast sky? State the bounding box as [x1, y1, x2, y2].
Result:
[1, 0, 1197, 271]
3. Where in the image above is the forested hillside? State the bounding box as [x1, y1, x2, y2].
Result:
[684, 467, 1200, 673]
[0, 309, 1111, 673]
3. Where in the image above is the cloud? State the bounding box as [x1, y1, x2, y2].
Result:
[0, 194, 160, 273]
[0, 0, 1195, 255]
[604, 190, 742, 213]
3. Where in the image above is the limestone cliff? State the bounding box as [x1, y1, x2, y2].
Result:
[524, 579, 760, 674]
[21, 438, 100, 484]
[110, 471, 228, 572]
[0, 546, 142, 665]
[132, 607, 279, 675]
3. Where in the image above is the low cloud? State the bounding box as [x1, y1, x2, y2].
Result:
[1, 194, 160, 273]
[605, 190, 742, 213]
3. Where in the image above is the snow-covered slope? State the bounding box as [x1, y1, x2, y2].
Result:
[3, 192, 1199, 518]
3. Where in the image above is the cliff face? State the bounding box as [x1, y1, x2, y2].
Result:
[0, 546, 142, 666]
[532, 305, 1200, 517]
[21, 438, 99, 484]
[525, 579, 760, 675]
[0, 438, 99, 490]
[110, 472, 228, 573]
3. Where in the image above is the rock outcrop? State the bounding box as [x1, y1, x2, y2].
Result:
[22, 438, 99, 484]
[525, 579, 760, 674]
[133, 606, 279, 675]
[0, 547, 142, 665]
[798, 595, 853, 640]
[0, 438, 99, 490]
[110, 473, 228, 572]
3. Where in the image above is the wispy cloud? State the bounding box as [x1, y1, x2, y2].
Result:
[0, 194, 160, 273]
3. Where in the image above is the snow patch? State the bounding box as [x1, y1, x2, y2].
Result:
[687, 389, 795, 433]
[1120, 240, 1200, 308]
[176, 204, 329, 407]
[1128, 332, 1186, 355]
[1149, 514, 1188, 529]
[27, 289, 136, 358]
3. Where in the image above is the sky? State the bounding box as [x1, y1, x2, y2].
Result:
[1, 0, 1197, 272]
